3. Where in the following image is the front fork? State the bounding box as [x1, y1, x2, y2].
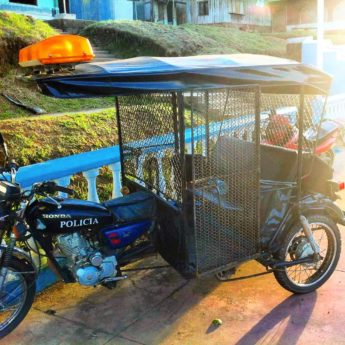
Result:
[300, 215, 321, 258]
[0, 233, 16, 290]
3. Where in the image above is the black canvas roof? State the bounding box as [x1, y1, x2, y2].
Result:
[37, 54, 332, 98]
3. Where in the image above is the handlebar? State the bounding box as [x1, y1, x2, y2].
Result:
[37, 181, 74, 196]
[0, 160, 19, 175]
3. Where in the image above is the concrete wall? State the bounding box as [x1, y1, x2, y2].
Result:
[188, 0, 271, 26]
[0, 0, 57, 19]
[69, 0, 133, 21]
[114, 0, 133, 20]
[301, 40, 345, 95]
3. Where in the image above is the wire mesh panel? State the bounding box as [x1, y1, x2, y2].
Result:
[117, 93, 183, 203]
[189, 87, 260, 274]
[260, 93, 326, 154]
[116, 88, 327, 277]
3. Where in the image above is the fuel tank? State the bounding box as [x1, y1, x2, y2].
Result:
[26, 198, 115, 234]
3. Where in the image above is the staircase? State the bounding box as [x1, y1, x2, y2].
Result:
[91, 43, 117, 63]
[54, 29, 117, 63]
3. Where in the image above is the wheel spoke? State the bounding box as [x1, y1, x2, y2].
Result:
[0, 268, 27, 332]
[282, 221, 337, 288]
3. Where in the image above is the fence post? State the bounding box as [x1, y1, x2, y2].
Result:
[109, 162, 122, 199]
[83, 168, 100, 202]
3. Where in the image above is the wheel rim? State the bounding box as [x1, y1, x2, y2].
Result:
[0, 268, 27, 331]
[284, 222, 337, 288]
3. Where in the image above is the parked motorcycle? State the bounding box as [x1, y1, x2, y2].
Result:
[265, 114, 343, 165]
[0, 134, 157, 338]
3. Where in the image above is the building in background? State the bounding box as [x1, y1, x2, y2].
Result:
[69, 0, 133, 21]
[132, 0, 270, 28]
[187, 0, 271, 27]
[0, 0, 134, 21]
[131, 0, 187, 25]
[0, 0, 59, 19]
[269, 0, 345, 32]
[0, 0, 271, 28]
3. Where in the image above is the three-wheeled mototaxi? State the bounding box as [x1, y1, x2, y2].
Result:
[0, 53, 345, 338]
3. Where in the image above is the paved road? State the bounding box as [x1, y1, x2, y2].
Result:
[3, 149, 345, 345]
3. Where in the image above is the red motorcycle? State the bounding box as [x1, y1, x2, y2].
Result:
[265, 114, 343, 166]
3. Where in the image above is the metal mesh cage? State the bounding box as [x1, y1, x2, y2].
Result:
[116, 88, 327, 276]
[260, 93, 326, 153]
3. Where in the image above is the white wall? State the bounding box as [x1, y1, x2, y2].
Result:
[114, 0, 133, 20]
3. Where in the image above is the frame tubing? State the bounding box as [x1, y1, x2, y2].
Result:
[297, 91, 305, 214]
[255, 86, 262, 250]
[115, 97, 126, 183]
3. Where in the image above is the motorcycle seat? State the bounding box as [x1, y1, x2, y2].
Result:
[103, 191, 156, 223]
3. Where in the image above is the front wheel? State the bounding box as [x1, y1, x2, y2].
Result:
[274, 215, 341, 294]
[0, 257, 36, 339]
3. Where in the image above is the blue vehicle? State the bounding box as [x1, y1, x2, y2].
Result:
[1, 54, 345, 338]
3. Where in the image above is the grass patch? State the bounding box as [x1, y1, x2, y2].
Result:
[0, 109, 116, 202]
[0, 70, 116, 119]
[0, 109, 117, 166]
[0, 11, 56, 70]
[81, 20, 286, 58]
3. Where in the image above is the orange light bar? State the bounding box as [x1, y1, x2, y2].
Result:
[19, 34, 95, 67]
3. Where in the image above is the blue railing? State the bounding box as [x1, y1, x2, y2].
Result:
[16, 114, 259, 204]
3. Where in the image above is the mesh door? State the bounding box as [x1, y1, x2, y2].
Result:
[189, 88, 260, 274]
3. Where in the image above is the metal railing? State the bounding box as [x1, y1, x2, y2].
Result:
[16, 115, 257, 202]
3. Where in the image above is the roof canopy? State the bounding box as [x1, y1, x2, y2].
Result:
[37, 54, 332, 98]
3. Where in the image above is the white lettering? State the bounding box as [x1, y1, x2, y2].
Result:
[60, 218, 99, 229]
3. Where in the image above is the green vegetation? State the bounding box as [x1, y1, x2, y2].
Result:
[0, 109, 118, 200]
[0, 11, 56, 70]
[0, 109, 117, 165]
[81, 20, 286, 58]
[0, 70, 115, 119]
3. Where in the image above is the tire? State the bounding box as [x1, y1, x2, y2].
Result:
[0, 257, 36, 339]
[274, 214, 341, 294]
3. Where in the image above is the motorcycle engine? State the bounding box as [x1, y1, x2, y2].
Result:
[56, 232, 118, 286]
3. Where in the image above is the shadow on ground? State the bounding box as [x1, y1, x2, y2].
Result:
[236, 293, 317, 345]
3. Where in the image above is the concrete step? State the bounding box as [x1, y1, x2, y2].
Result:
[92, 57, 117, 62]
[94, 53, 114, 58]
[93, 50, 110, 54]
[90, 44, 117, 59]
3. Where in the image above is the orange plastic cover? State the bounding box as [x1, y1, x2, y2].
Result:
[19, 35, 95, 67]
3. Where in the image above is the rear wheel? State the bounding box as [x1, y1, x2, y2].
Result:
[274, 215, 341, 294]
[0, 257, 36, 339]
